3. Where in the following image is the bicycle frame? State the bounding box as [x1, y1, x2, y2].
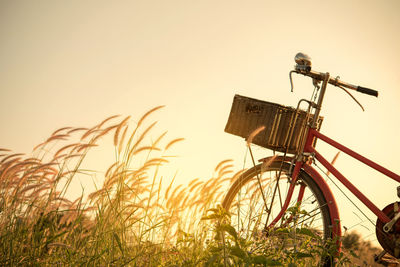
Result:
[268, 69, 400, 240]
[303, 128, 400, 224]
[266, 126, 400, 243]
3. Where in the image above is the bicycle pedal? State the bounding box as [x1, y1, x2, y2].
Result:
[374, 250, 386, 262]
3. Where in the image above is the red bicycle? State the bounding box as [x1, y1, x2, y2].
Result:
[223, 53, 400, 265]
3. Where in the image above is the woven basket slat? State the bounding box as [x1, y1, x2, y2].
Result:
[225, 94, 323, 154]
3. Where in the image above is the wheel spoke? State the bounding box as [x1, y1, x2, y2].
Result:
[222, 161, 334, 265]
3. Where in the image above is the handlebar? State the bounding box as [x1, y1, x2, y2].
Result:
[357, 86, 378, 97]
[291, 52, 378, 124]
[294, 68, 379, 97]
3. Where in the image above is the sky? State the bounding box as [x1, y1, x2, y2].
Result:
[1, 0, 400, 244]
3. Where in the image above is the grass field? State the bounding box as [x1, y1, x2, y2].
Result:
[0, 108, 384, 266]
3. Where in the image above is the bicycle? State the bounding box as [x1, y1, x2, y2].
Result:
[223, 53, 400, 266]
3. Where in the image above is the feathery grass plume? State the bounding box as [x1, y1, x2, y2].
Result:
[64, 153, 83, 160]
[188, 181, 203, 193]
[32, 141, 46, 152]
[66, 127, 88, 135]
[96, 114, 120, 129]
[214, 159, 233, 173]
[168, 187, 187, 209]
[261, 154, 278, 170]
[104, 172, 126, 190]
[0, 148, 12, 152]
[0, 160, 36, 178]
[123, 106, 164, 158]
[92, 124, 119, 144]
[76, 143, 98, 153]
[46, 134, 70, 144]
[27, 185, 51, 198]
[217, 170, 233, 179]
[180, 194, 191, 209]
[67, 196, 83, 210]
[127, 121, 158, 158]
[104, 162, 120, 178]
[80, 125, 100, 141]
[22, 157, 42, 163]
[53, 143, 81, 159]
[143, 158, 169, 168]
[188, 178, 199, 188]
[164, 174, 177, 200]
[17, 184, 43, 195]
[246, 125, 265, 147]
[52, 153, 68, 162]
[88, 188, 109, 201]
[117, 125, 129, 154]
[29, 162, 59, 176]
[137, 106, 165, 128]
[166, 184, 182, 206]
[165, 138, 185, 151]
[124, 166, 149, 185]
[114, 116, 131, 146]
[217, 164, 234, 175]
[51, 127, 73, 136]
[152, 131, 168, 148]
[132, 146, 161, 156]
[58, 170, 80, 178]
[0, 153, 25, 164]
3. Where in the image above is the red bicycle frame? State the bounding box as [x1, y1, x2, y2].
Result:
[267, 67, 400, 242]
[267, 126, 400, 242]
[303, 128, 400, 224]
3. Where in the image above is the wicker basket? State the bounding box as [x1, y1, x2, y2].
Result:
[225, 94, 323, 154]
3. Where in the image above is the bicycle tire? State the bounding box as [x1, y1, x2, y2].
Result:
[222, 160, 335, 266]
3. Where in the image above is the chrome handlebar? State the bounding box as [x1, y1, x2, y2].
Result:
[292, 52, 379, 97]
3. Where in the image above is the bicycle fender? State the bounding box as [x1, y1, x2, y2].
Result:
[260, 156, 342, 243]
[302, 164, 342, 240]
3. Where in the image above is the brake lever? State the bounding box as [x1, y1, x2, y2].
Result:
[338, 85, 365, 112]
[289, 71, 296, 92]
[290, 70, 321, 93]
[312, 78, 321, 90]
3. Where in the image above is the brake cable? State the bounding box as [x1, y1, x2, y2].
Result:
[290, 71, 365, 111]
[337, 84, 365, 111]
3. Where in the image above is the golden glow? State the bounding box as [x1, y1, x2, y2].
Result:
[1, 0, 399, 245]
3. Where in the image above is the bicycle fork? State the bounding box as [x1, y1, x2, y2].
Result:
[264, 160, 304, 230]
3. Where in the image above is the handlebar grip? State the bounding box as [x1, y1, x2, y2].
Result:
[357, 86, 378, 97]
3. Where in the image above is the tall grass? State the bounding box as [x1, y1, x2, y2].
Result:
[0, 108, 236, 265]
[0, 108, 383, 266]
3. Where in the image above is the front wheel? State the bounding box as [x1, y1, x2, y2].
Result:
[222, 159, 336, 266]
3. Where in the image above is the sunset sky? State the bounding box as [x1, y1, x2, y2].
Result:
[1, 0, 400, 244]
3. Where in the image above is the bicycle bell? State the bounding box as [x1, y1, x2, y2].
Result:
[295, 52, 312, 72]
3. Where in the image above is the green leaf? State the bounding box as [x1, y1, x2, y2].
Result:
[297, 228, 317, 239]
[251, 255, 267, 264]
[275, 228, 290, 234]
[230, 246, 247, 259]
[266, 259, 283, 266]
[218, 224, 238, 240]
[294, 252, 313, 258]
[251, 255, 283, 266]
[251, 255, 282, 266]
[113, 233, 124, 255]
